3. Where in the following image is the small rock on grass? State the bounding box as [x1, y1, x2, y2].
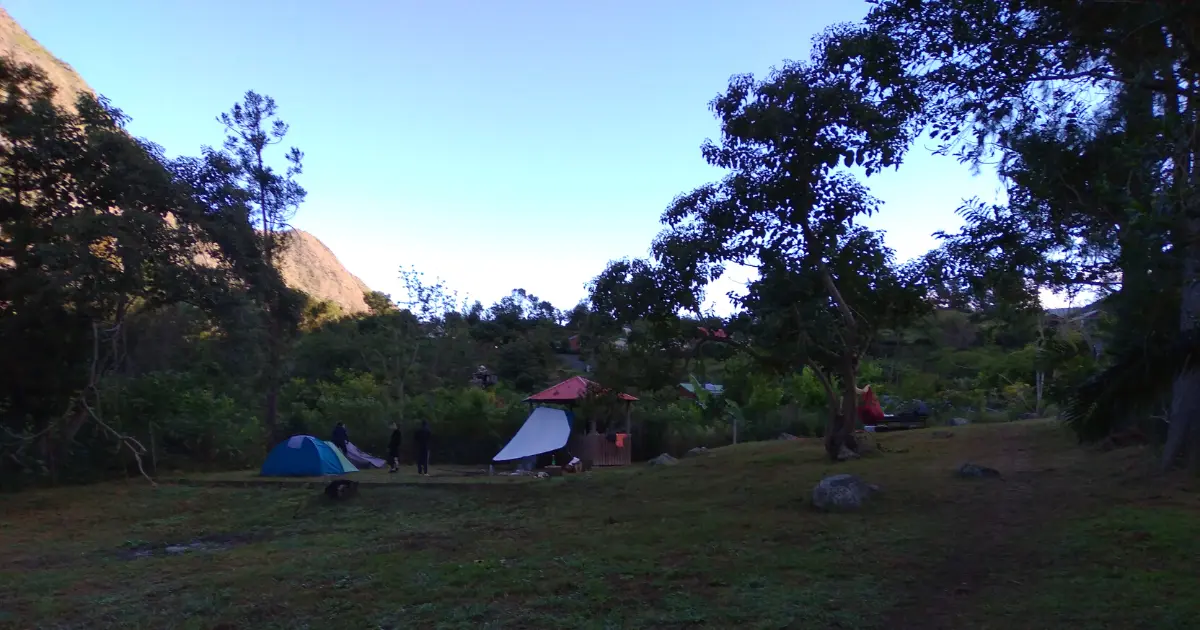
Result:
[685, 447, 709, 457]
[811, 474, 879, 512]
[836, 445, 861, 461]
[648, 453, 677, 466]
[956, 462, 1001, 479]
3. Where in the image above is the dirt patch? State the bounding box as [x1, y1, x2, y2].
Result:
[602, 571, 672, 607]
[376, 530, 462, 552]
[880, 432, 1139, 628]
[7, 551, 79, 570]
[119, 532, 266, 560]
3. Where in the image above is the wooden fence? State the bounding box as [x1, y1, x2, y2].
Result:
[572, 433, 632, 467]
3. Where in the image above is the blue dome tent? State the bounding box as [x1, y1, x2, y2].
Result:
[260, 435, 359, 477]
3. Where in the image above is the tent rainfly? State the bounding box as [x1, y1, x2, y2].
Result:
[493, 407, 572, 462]
[344, 442, 385, 469]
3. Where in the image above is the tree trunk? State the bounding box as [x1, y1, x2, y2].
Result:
[801, 224, 862, 461]
[263, 316, 282, 446]
[149, 422, 157, 475]
[1164, 367, 1200, 473]
[1163, 219, 1200, 472]
[1157, 34, 1200, 473]
[821, 356, 860, 461]
[804, 361, 844, 459]
[1035, 370, 1044, 417]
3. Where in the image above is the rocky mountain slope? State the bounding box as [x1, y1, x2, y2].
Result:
[277, 231, 371, 314]
[0, 8, 91, 108]
[0, 8, 371, 314]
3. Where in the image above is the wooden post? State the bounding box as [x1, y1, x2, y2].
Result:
[624, 402, 631, 433]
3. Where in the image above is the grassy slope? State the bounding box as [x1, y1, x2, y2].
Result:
[1, 421, 1197, 629]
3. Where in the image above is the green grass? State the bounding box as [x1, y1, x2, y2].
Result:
[1, 421, 1197, 629]
[965, 505, 1200, 630]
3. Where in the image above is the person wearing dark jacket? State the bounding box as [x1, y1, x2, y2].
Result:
[331, 422, 349, 455]
[387, 422, 402, 473]
[413, 420, 431, 476]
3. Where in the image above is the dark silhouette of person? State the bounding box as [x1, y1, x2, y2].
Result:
[387, 421, 402, 473]
[413, 420, 432, 476]
[331, 422, 349, 455]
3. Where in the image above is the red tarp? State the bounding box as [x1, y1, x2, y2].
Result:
[858, 387, 884, 424]
[523, 376, 638, 403]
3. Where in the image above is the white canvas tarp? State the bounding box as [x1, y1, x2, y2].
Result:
[345, 441, 386, 468]
[493, 407, 571, 462]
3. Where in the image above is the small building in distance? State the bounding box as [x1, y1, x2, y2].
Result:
[678, 382, 724, 400]
[470, 365, 498, 389]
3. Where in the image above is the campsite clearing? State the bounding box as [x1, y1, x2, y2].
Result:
[2, 420, 1197, 629]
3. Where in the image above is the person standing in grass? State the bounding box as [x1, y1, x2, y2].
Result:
[387, 422, 402, 473]
[413, 420, 432, 476]
[331, 422, 349, 455]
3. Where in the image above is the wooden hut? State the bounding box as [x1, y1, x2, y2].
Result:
[523, 376, 637, 467]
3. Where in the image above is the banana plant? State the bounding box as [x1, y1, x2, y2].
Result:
[689, 374, 742, 444]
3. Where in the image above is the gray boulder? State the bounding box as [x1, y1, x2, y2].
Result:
[811, 474, 879, 512]
[778, 433, 799, 441]
[685, 447, 709, 457]
[648, 453, 678, 466]
[950, 417, 971, 426]
[956, 462, 1001, 479]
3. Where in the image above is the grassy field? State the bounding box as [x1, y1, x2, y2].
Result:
[170, 463, 539, 487]
[2, 420, 1198, 629]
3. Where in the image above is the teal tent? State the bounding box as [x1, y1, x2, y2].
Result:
[260, 435, 358, 477]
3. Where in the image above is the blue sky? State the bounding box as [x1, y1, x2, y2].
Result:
[7, 0, 1041, 312]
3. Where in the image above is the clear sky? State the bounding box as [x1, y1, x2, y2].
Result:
[6, 0, 1041, 312]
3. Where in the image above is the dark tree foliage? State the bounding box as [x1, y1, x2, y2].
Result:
[364, 290, 397, 315]
[0, 60, 259, 481]
[837, 0, 1200, 470]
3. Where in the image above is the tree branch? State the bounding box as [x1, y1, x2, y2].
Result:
[1027, 70, 1195, 97]
[804, 359, 840, 416]
[79, 321, 156, 486]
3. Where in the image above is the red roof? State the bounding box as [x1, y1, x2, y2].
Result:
[523, 376, 638, 403]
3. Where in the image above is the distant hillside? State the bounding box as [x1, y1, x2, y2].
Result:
[0, 9, 372, 315]
[277, 231, 370, 314]
[1046, 296, 1106, 320]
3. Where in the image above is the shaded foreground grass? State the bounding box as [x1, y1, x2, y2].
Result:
[1, 421, 1197, 629]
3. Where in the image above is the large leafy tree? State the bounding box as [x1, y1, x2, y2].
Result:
[840, 0, 1199, 470]
[593, 47, 929, 460]
[0, 60, 231, 479]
